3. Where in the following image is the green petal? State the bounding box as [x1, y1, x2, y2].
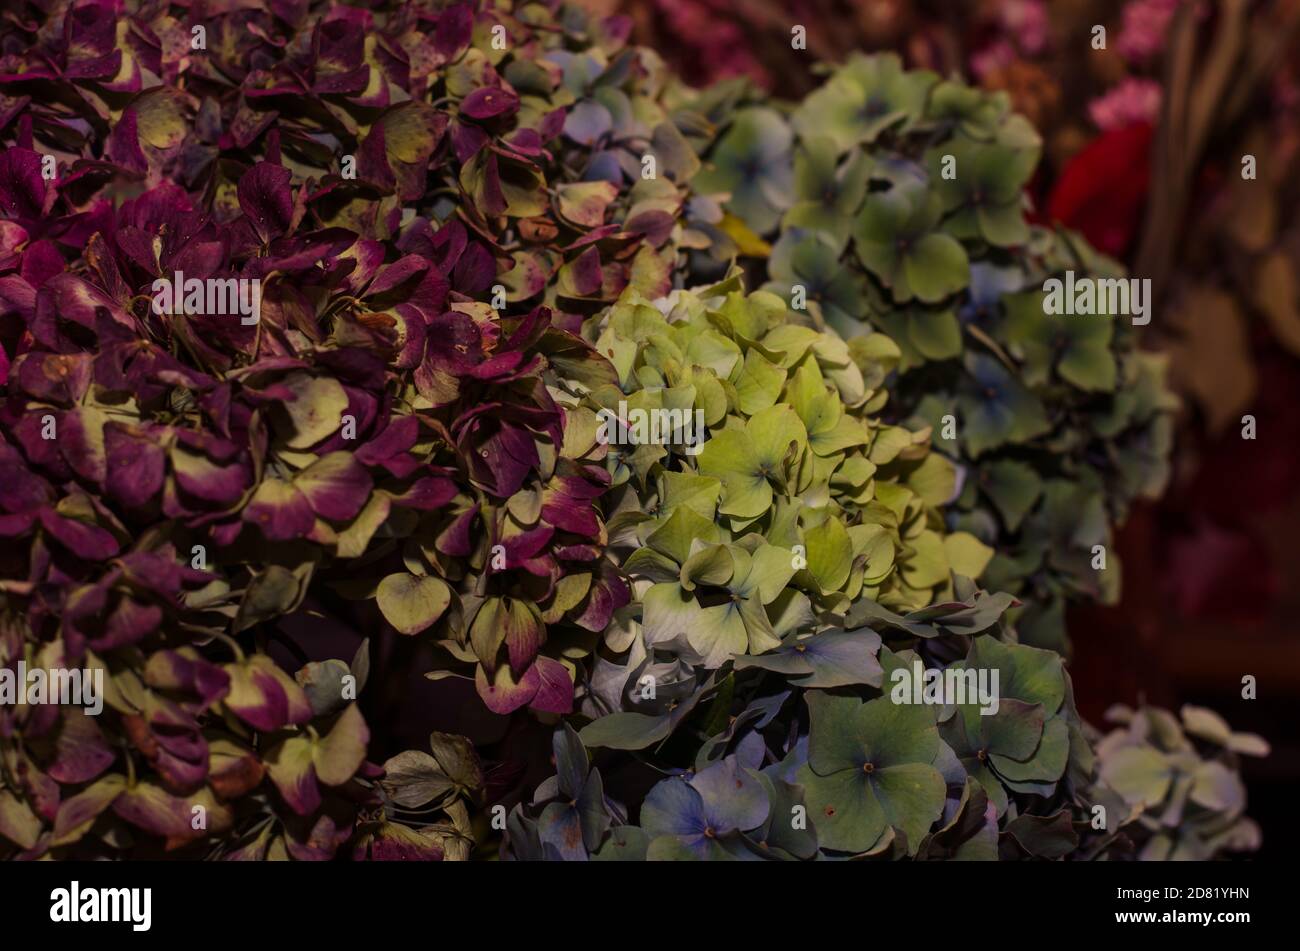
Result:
[798, 764, 886, 854]
[313, 704, 368, 786]
[1058, 336, 1118, 391]
[804, 515, 853, 593]
[377, 573, 451, 636]
[697, 429, 772, 519]
[977, 201, 1030, 247]
[688, 601, 753, 667]
[641, 582, 704, 647]
[969, 637, 1065, 711]
[903, 233, 970, 304]
[908, 308, 963, 360]
[648, 506, 719, 566]
[680, 544, 736, 590]
[859, 693, 941, 766]
[805, 691, 870, 774]
[733, 543, 798, 604]
[748, 403, 808, 473]
[992, 716, 1070, 784]
[978, 459, 1043, 532]
[899, 530, 949, 590]
[731, 348, 787, 416]
[943, 531, 994, 579]
[872, 762, 947, 854]
[851, 190, 909, 281]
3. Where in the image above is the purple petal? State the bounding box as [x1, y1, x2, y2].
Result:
[294, 452, 373, 521]
[171, 446, 248, 505]
[529, 657, 574, 714]
[388, 474, 456, 511]
[243, 478, 315, 540]
[436, 504, 479, 557]
[475, 663, 540, 716]
[46, 711, 115, 784]
[144, 648, 231, 708]
[0, 148, 46, 220]
[266, 734, 322, 816]
[0, 442, 53, 513]
[572, 571, 630, 632]
[356, 415, 419, 466]
[104, 423, 165, 508]
[566, 246, 604, 297]
[434, 3, 474, 59]
[224, 656, 312, 732]
[691, 757, 770, 833]
[39, 509, 119, 559]
[461, 86, 519, 120]
[238, 162, 295, 243]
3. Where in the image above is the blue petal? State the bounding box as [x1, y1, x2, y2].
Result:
[692, 757, 770, 833]
[641, 775, 708, 838]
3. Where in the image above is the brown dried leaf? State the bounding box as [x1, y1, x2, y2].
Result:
[1167, 285, 1256, 436]
[1253, 251, 1300, 354]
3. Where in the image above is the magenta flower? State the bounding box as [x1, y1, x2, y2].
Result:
[1001, 0, 1050, 55]
[1089, 77, 1163, 130]
[1117, 0, 1184, 63]
[971, 40, 1017, 82]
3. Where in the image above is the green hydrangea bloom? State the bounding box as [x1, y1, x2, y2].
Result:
[688, 54, 1180, 654]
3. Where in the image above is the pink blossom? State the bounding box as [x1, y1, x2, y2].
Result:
[655, 0, 764, 85]
[1001, 0, 1050, 55]
[1117, 0, 1183, 63]
[1272, 70, 1300, 112]
[971, 40, 1016, 81]
[1089, 77, 1163, 130]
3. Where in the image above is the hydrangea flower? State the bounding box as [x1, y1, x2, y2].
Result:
[688, 54, 1180, 654]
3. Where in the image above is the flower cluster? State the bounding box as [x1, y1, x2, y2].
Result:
[0, 1, 1258, 863]
[685, 54, 1179, 653]
[0, 0, 698, 858]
